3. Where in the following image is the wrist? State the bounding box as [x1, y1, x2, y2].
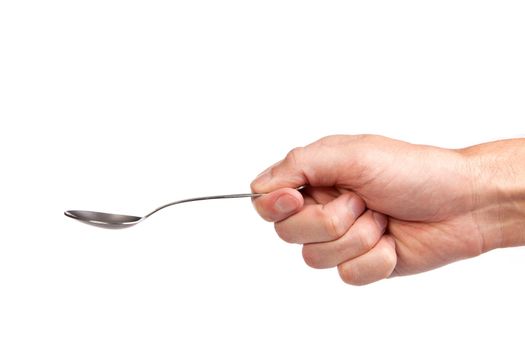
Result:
[461, 139, 525, 251]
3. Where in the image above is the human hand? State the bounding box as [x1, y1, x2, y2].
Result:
[251, 135, 525, 285]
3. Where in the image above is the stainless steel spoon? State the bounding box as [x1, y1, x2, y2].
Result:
[64, 192, 265, 229]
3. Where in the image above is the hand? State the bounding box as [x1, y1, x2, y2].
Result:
[251, 135, 525, 285]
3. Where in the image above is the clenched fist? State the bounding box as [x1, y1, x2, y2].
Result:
[251, 135, 525, 285]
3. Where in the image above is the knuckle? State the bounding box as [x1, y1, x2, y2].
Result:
[284, 147, 304, 166]
[353, 212, 383, 251]
[357, 229, 376, 251]
[274, 222, 296, 243]
[315, 206, 343, 241]
[353, 134, 381, 144]
[316, 135, 337, 146]
[381, 246, 397, 275]
[325, 211, 344, 241]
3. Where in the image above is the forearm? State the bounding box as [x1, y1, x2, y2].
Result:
[461, 138, 525, 251]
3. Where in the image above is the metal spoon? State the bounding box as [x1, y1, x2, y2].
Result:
[65, 191, 269, 229]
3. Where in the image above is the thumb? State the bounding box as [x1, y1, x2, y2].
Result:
[251, 137, 354, 193]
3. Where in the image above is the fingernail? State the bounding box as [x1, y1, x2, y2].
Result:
[347, 196, 364, 219]
[373, 212, 388, 230]
[274, 194, 299, 214]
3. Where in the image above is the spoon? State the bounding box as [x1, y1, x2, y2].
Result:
[64, 188, 303, 229]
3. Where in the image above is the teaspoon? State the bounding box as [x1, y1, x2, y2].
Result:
[64, 187, 304, 229]
[64, 192, 265, 229]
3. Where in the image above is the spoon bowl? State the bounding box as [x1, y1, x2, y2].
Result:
[64, 210, 143, 229]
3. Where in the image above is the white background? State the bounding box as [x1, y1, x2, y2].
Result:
[1, 1, 524, 349]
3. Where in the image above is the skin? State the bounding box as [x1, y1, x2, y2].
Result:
[251, 135, 525, 285]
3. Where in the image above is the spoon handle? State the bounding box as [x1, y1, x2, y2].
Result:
[144, 192, 263, 218]
[145, 185, 305, 219]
